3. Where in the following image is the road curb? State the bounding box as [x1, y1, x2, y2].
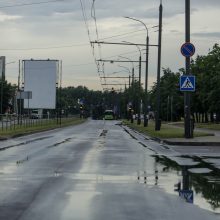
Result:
[163, 140, 220, 146]
[122, 124, 220, 147]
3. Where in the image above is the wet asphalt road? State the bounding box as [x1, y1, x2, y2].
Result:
[0, 120, 219, 220]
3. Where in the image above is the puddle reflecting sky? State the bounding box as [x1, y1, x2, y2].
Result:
[153, 155, 220, 214]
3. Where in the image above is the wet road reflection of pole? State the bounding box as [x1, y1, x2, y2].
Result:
[182, 166, 190, 190]
[154, 157, 159, 185]
[179, 166, 194, 203]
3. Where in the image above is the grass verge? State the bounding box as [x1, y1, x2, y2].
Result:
[164, 121, 220, 131]
[0, 117, 86, 139]
[123, 120, 213, 139]
[195, 123, 220, 130]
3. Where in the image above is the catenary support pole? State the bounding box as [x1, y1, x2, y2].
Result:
[155, 2, 163, 131]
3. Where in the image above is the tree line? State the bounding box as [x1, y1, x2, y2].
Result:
[1, 44, 219, 122]
[149, 44, 220, 123]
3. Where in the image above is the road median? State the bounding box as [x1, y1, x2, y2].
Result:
[122, 120, 219, 146]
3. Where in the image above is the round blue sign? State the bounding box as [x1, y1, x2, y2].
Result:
[181, 42, 195, 57]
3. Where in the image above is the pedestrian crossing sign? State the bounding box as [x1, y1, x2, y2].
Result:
[180, 75, 195, 92]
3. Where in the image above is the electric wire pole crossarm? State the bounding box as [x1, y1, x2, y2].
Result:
[97, 59, 146, 63]
[91, 41, 158, 47]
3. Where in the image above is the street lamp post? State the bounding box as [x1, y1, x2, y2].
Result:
[118, 65, 131, 86]
[118, 65, 131, 74]
[122, 41, 142, 125]
[118, 56, 135, 123]
[137, 46, 142, 125]
[118, 56, 134, 86]
[155, 1, 163, 131]
[130, 45, 142, 125]
[125, 16, 149, 127]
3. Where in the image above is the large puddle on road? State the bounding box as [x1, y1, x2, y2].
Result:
[62, 152, 220, 214]
[151, 155, 220, 214]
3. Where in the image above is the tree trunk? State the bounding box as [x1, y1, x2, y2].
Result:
[205, 112, 209, 123]
[196, 112, 199, 123]
[202, 113, 205, 123]
[210, 112, 214, 123]
[216, 113, 220, 124]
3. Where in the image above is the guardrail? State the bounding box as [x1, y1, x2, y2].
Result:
[0, 114, 80, 132]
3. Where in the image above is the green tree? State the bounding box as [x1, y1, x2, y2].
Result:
[191, 44, 220, 122]
[149, 68, 183, 121]
[0, 79, 16, 114]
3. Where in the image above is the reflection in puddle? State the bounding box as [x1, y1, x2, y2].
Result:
[154, 155, 220, 213]
[63, 185, 101, 220]
[0, 163, 17, 174]
[59, 152, 220, 214]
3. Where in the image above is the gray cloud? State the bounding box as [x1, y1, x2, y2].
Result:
[192, 0, 220, 7]
[192, 32, 220, 38]
[0, 0, 219, 90]
[0, 0, 216, 24]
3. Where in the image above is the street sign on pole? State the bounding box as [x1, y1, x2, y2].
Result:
[181, 42, 195, 57]
[16, 91, 32, 99]
[180, 75, 195, 92]
[179, 190, 194, 203]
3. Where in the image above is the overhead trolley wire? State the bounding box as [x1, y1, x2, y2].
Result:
[0, 0, 64, 9]
[79, 0, 104, 90]
[91, 0, 106, 87]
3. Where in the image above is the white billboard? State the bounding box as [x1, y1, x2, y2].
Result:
[23, 60, 58, 109]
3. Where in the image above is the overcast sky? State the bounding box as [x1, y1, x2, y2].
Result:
[1, 0, 220, 91]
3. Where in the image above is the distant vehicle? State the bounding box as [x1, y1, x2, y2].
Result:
[92, 105, 104, 120]
[104, 110, 114, 120]
[30, 114, 39, 119]
[30, 109, 42, 119]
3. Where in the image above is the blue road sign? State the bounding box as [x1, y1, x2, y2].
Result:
[180, 75, 195, 92]
[181, 42, 195, 57]
[179, 190, 194, 203]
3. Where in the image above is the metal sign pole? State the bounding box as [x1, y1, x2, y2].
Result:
[184, 0, 192, 138]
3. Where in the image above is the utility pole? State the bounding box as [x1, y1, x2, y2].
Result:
[155, 1, 163, 131]
[184, 0, 192, 138]
[131, 66, 134, 123]
[122, 42, 142, 125]
[0, 58, 5, 115]
[144, 34, 149, 127]
[167, 96, 169, 122]
[171, 95, 173, 122]
[0, 72, 3, 115]
[137, 52, 141, 125]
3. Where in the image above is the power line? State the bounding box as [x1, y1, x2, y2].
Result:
[7, 61, 95, 70]
[91, 0, 106, 87]
[99, 29, 145, 41]
[0, 0, 64, 9]
[0, 43, 90, 51]
[79, 0, 104, 90]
